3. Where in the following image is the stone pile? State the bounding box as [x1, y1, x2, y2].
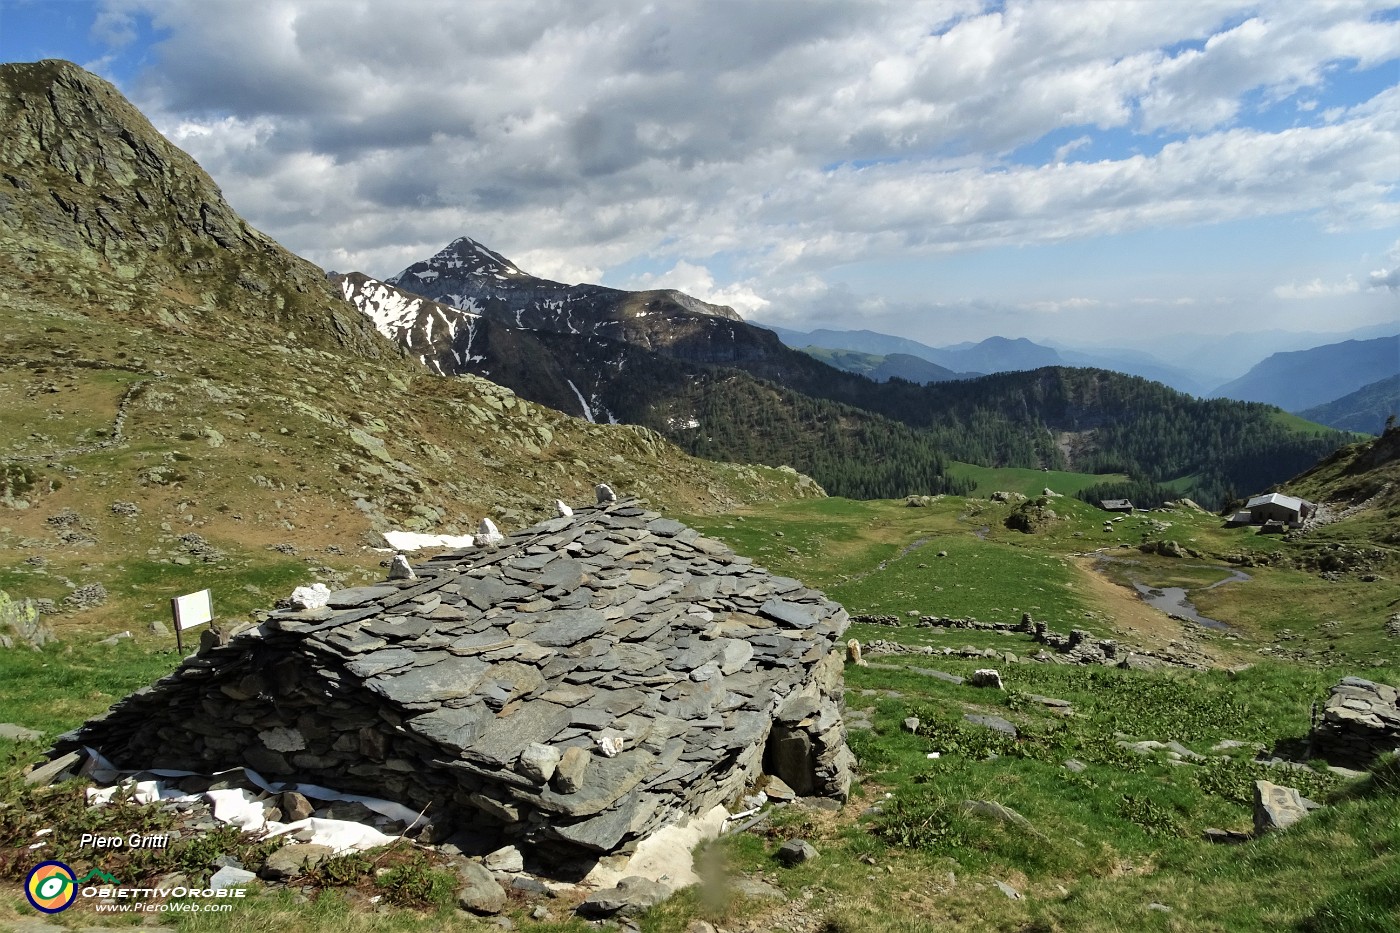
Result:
[53, 496, 854, 866]
[1309, 676, 1400, 768]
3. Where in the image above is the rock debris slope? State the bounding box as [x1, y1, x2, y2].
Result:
[55, 496, 854, 863]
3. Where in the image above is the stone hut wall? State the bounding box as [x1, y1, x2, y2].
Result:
[58, 498, 853, 862]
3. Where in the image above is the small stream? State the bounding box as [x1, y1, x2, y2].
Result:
[1094, 556, 1249, 632]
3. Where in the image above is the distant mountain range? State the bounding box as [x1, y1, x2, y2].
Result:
[1297, 374, 1400, 434]
[338, 237, 1355, 507]
[754, 323, 1210, 394]
[1211, 335, 1400, 413]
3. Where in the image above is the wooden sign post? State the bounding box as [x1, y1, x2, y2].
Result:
[170, 589, 213, 653]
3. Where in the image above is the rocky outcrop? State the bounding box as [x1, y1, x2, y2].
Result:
[0, 60, 388, 360]
[1309, 677, 1400, 767]
[0, 589, 57, 650]
[54, 496, 853, 865]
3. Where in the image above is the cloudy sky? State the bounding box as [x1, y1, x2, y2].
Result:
[3, 0, 1398, 353]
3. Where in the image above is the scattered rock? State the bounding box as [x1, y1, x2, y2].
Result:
[0, 723, 43, 742]
[732, 877, 785, 900]
[388, 554, 417, 580]
[776, 839, 819, 866]
[258, 843, 336, 880]
[902, 717, 921, 733]
[517, 743, 561, 783]
[1062, 759, 1087, 773]
[996, 880, 1022, 899]
[963, 713, 1017, 737]
[576, 875, 671, 917]
[484, 845, 524, 873]
[62, 582, 108, 611]
[970, 668, 1003, 690]
[288, 583, 331, 611]
[280, 791, 314, 822]
[210, 866, 257, 890]
[552, 746, 590, 794]
[456, 860, 507, 915]
[1253, 780, 1311, 833]
[764, 776, 798, 802]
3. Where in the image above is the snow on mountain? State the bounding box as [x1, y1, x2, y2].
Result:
[335, 271, 487, 376]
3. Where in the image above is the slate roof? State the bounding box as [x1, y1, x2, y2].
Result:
[58, 496, 852, 857]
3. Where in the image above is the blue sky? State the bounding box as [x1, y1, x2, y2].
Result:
[2, 0, 1397, 364]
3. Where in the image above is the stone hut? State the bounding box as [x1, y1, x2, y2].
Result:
[1309, 676, 1400, 768]
[54, 496, 853, 863]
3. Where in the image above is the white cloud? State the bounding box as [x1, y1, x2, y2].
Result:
[625, 261, 769, 315]
[86, 0, 1400, 339]
[1052, 136, 1093, 162]
[1273, 276, 1362, 299]
[1368, 239, 1400, 291]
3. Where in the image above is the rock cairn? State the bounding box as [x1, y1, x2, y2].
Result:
[1309, 676, 1400, 767]
[53, 496, 853, 865]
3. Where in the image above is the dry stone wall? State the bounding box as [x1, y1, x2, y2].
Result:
[1309, 676, 1400, 767]
[56, 497, 853, 864]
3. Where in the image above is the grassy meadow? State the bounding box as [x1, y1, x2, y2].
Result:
[2, 465, 1398, 931]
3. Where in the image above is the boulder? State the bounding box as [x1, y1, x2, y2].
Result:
[456, 860, 507, 915]
[258, 843, 336, 880]
[970, 669, 1003, 690]
[776, 839, 819, 865]
[1253, 780, 1311, 833]
[576, 875, 671, 917]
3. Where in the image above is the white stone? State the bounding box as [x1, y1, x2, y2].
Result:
[288, 583, 331, 611]
[477, 518, 504, 546]
[595, 483, 617, 503]
[971, 669, 1004, 690]
[516, 743, 561, 783]
[555, 500, 574, 517]
[387, 554, 416, 580]
[484, 845, 525, 873]
[596, 733, 627, 757]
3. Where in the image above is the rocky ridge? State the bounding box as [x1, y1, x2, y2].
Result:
[0, 59, 386, 360]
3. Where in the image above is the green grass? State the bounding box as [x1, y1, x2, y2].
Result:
[0, 639, 176, 735]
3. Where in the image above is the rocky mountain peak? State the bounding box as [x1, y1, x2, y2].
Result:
[0, 59, 388, 359]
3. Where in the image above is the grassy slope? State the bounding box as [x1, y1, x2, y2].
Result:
[2, 487, 1397, 931]
[3, 435, 1398, 933]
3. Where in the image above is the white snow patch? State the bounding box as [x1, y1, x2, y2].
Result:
[382, 531, 475, 551]
[566, 379, 595, 423]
